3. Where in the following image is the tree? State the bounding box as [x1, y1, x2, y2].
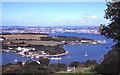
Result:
[48, 63, 67, 72]
[91, 60, 98, 65]
[39, 58, 50, 66]
[69, 61, 80, 68]
[94, 0, 120, 74]
[84, 60, 91, 67]
[99, 1, 120, 48]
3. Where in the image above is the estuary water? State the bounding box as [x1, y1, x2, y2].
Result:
[2, 32, 115, 65]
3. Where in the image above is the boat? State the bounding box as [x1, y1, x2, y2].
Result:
[51, 57, 61, 60]
[35, 56, 39, 58]
[68, 57, 70, 59]
[85, 52, 88, 57]
[14, 59, 18, 62]
[6, 51, 9, 52]
[101, 55, 104, 57]
[31, 57, 34, 58]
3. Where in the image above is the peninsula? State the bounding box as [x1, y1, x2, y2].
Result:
[1, 33, 106, 58]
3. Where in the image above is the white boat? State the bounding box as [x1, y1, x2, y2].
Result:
[68, 57, 70, 59]
[35, 56, 39, 58]
[31, 57, 34, 58]
[51, 57, 61, 60]
[85, 52, 88, 57]
[14, 59, 18, 62]
[6, 51, 9, 52]
[101, 55, 104, 57]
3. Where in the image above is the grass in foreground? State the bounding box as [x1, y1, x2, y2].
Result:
[56, 67, 94, 73]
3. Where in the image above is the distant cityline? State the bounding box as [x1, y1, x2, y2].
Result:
[1, 25, 100, 28]
[1, 26, 100, 34]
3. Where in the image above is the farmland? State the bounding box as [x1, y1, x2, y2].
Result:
[1, 34, 49, 40]
[11, 40, 63, 46]
[1, 34, 64, 46]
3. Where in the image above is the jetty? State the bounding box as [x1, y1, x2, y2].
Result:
[45, 51, 70, 57]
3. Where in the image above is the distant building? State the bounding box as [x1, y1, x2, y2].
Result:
[22, 61, 26, 66]
[67, 66, 75, 71]
[36, 61, 40, 64]
[8, 47, 13, 50]
[17, 47, 30, 52]
[62, 41, 65, 43]
[0, 38, 4, 41]
[32, 48, 35, 51]
[17, 47, 22, 51]
[81, 40, 88, 43]
[3, 42, 11, 45]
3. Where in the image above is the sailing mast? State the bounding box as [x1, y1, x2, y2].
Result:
[85, 52, 88, 57]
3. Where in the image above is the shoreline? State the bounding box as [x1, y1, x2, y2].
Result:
[2, 40, 106, 58]
[41, 51, 70, 57]
[2, 50, 70, 58]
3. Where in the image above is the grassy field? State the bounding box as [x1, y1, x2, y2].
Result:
[13, 40, 63, 46]
[48, 67, 99, 75]
[1, 34, 92, 46]
[56, 67, 95, 74]
[1, 34, 64, 46]
[1, 34, 49, 40]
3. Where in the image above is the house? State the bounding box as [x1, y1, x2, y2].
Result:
[3, 42, 11, 45]
[81, 40, 88, 43]
[17, 47, 30, 52]
[17, 47, 22, 51]
[0, 38, 4, 41]
[32, 48, 35, 51]
[61, 41, 65, 43]
[8, 47, 13, 50]
[67, 66, 75, 71]
[22, 61, 26, 66]
[36, 61, 40, 64]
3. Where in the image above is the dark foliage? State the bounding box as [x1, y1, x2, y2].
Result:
[39, 58, 50, 66]
[48, 63, 67, 72]
[99, 1, 120, 48]
[40, 37, 60, 41]
[27, 44, 66, 55]
[40, 36, 91, 42]
[69, 61, 80, 68]
[56, 36, 91, 42]
[93, 48, 118, 73]
[69, 60, 98, 68]
[2, 60, 53, 74]
[84, 60, 98, 67]
[20, 33, 48, 35]
[94, 1, 120, 74]
[2, 59, 67, 74]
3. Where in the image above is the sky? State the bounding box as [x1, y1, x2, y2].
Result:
[2, 2, 109, 27]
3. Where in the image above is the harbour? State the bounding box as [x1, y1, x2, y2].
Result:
[2, 32, 115, 65]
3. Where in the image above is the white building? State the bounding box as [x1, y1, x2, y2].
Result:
[0, 38, 4, 41]
[17, 47, 22, 51]
[62, 41, 65, 43]
[36, 61, 40, 64]
[81, 40, 88, 43]
[17, 47, 30, 52]
[67, 66, 75, 71]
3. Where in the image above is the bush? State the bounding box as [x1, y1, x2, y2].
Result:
[69, 61, 80, 68]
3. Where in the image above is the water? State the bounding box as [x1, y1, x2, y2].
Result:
[2, 32, 115, 65]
